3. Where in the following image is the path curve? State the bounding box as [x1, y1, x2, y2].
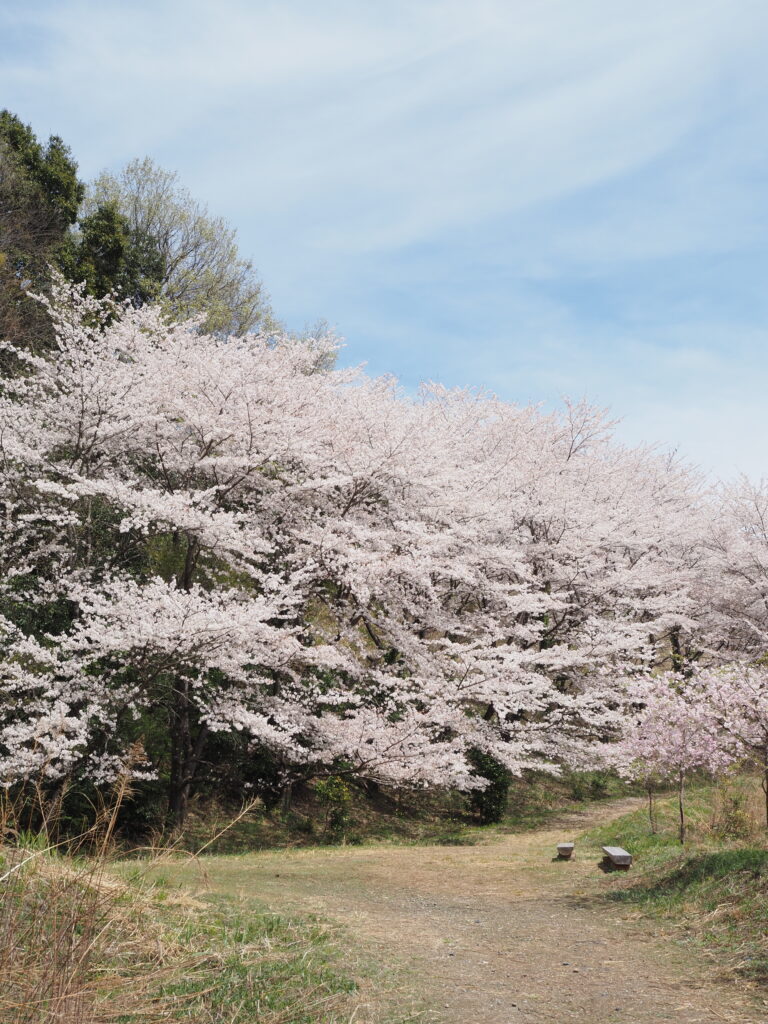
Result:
[202, 800, 766, 1023]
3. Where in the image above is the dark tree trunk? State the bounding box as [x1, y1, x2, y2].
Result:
[167, 534, 206, 828]
[670, 626, 683, 673]
[167, 676, 209, 828]
[678, 772, 686, 844]
[356, 778, 381, 798]
[647, 783, 657, 835]
[280, 781, 293, 818]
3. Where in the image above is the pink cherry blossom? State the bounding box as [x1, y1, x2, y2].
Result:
[0, 279, 712, 822]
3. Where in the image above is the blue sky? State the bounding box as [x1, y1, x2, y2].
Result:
[2, 0, 767, 478]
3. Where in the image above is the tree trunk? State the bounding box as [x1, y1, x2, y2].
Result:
[358, 778, 381, 798]
[280, 781, 293, 819]
[179, 533, 200, 591]
[167, 677, 208, 828]
[167, 534, 206, 828]
[678, 772, 686, 844]
[670, 626, 683, 673]
[762, 746, 768, 828]
[647, 783, 657, 835]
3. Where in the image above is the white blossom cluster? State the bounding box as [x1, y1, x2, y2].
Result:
[0, 279, 745, 801]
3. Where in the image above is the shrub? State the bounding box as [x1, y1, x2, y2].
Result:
[709, 780, 759, 840]
[314, 777, 352, 840]
[467, 750, 511, 825]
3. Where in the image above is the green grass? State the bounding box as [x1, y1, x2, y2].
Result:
[496, 768, 634, 832]
[1, 844, 417, 1024]
[581, 777, 768, 982]
[135, 897, 361, 1024]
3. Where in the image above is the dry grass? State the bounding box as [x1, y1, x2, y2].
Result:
[0, 775, 389, 1024]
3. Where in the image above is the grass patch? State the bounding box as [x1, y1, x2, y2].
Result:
[143, 898, 360, 1024]
[581, 775, 768, 983]
[0, 843, 416, 1023]
[496, 769, 633, 832]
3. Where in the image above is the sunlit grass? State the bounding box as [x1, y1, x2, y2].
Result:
[582, 775, 768, 982]
[1, 841, 415, 1023]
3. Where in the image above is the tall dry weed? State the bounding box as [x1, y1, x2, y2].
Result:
[0, 752, 152, 1023]
[705, 775, 763, 842]
[0, 764, 364, 1024]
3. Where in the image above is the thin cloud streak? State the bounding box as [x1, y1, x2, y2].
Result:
[1, 0, 767, 478]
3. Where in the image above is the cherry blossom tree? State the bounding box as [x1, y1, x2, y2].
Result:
[690, 663, 768, 825]
[0, 279, 708, 826]
[612, 673, 735, 842]
[702, 478, 768, 658]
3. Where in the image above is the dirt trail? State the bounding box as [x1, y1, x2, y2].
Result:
[195, 800, 766, 1023]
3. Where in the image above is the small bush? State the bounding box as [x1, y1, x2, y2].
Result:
[467, 750, 511, 825]
[315, 777, 352, 840]
[709, 780, 759, 841]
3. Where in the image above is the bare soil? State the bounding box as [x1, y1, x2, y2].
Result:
[177, 799, 768, 1023]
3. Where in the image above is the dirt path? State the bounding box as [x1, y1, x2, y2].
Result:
[186, 800, 766, 1023]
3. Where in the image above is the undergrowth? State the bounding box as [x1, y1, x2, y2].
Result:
[175, 768, 632, 854]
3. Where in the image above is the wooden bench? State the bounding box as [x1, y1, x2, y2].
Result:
[602, 845, 632, 869]
[556, 843, 574, 859]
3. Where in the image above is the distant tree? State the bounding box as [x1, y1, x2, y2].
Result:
[703, 478, 768, 656]
[83, 158, 277, 335]
[615, 674, 734, 843]
[0, 110, 83, 230]
[1, 114, 283, 350]
[694, 664, 768, 826]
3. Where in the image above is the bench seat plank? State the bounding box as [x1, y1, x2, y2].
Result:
[602, 845, 632, 866]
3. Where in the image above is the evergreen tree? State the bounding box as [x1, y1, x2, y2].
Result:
[0, 110, 84, 354]
[59, 200, 165, 306]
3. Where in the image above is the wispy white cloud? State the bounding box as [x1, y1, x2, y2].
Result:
[1, 0, 767, 477]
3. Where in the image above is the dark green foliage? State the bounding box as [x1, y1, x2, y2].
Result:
[467, 749, 511, 824]
[0, 109, 83, 231]
[0, 110, 165, 358]
[204, 733, 290, 811]
[562, 768, 612, 802]
[59, 200, 165, 305]
[315, 776, 352, 840]
[0, 110, 85, 355]
[0, 590, 78, 639]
